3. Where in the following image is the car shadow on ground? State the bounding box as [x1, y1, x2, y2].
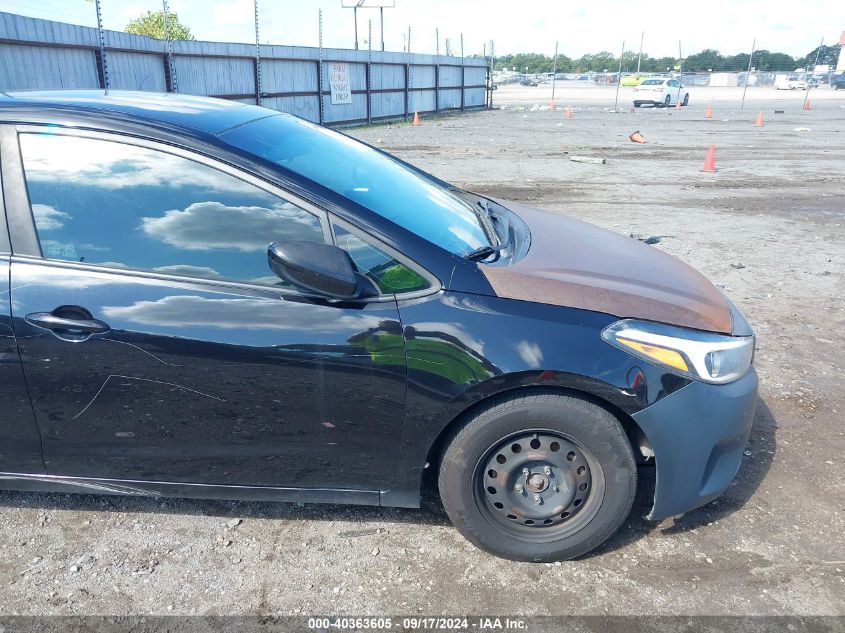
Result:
[586, 396, 777, 558]
[0, 484, 453, 527]
[0, 398, 776, 547]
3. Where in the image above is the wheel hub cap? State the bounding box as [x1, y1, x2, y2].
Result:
[480, 432, 593, 529]
[525, 472, 549, 493]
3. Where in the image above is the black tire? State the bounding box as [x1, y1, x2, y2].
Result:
[438, 392, 637, 562]
[683, 93, 689, 106]
[663, 95, 671, 108]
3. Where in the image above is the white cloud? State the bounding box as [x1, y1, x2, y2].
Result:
[153, 264, 223, 279]
[20, 134, 257, 195]
[140, 201, 323, 252]
[515, 340, 543, 368]
[32, 204, 71, 230]
[101, 294, 385, 333]
[9, 0, 843, 58]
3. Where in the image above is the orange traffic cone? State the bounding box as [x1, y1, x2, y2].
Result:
[754, 112, 763, 127]
[675, 99, 682, 110]
[564, 107, 572, 118]
[803, 100, 811, 111]
[412, 111, 420, 126]
[629, 130, 646, 144]
[705, 104, 713, 119]
[701, 144, 717, 172]
[550, 100, 556, 110]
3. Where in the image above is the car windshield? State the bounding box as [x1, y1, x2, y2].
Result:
[221, 114, 489, 255]
[640, 79, 665, 85]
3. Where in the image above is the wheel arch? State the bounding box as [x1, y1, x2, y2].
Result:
[423, 382, 652, 488]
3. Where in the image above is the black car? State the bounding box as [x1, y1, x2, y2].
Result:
[833, 74, 845, 90]
[0, 91, 758, 562]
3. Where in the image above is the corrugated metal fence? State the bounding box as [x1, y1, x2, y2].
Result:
[0, 12, 490, 126]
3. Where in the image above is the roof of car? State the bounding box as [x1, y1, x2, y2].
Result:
[0, 90, 273, 134]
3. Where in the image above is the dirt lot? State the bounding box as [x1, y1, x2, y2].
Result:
[1, 88, 843, 618]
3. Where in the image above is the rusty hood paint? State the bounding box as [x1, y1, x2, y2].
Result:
[481, 201, 733, 334]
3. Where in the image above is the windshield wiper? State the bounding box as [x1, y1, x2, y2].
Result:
[465, 243, 508, 262]
[475, 199, 502, 247]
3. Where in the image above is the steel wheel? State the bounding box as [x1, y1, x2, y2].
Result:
[475, 429, 605, 543]
[438, 392, 636, 561]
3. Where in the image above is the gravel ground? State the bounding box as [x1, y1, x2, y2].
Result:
[1, 88, 843, 617]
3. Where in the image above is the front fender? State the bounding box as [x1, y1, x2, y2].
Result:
[381, 291, 690, 508]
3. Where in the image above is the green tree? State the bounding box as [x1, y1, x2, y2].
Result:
[684, 49, 723, 72]
[796, 45, 840, 69]
[125, 10, 194, 40]
[753, 50, 797, 72]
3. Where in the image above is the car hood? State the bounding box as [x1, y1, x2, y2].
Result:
[480, 201, 733, 334]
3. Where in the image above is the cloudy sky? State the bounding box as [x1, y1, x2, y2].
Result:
[2, 0, 843, 58]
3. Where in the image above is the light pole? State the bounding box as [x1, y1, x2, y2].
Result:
[342, 1, 393, 52]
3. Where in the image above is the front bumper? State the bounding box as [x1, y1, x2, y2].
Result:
[632, 367, 759, 520]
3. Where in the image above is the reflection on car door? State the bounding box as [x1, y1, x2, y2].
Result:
[8, 130, 407, 491]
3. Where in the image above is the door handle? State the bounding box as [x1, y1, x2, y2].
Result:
[25, 312, 110, 334]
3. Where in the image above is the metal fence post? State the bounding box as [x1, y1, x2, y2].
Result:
[253, 0, 263, 105]
[367, 19, 372, 125]
[488, 39, 494, 109]
[613, 40, 625, 111]
[460, 33, 465, 111]
[740, 38, 755, 110]
[163, 0, 178, 92]
[93, 0, 109, 89]
[318, 9, 324, 125]
[405, 26, 411, 120]
[435, 28, 440, 114]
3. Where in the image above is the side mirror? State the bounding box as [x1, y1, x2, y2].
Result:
[268, 241, 359, 300]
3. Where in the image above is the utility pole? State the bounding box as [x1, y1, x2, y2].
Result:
[354, 5, 359, 50]
[637, 31, 644, 74]
[551, 41, 559, 105]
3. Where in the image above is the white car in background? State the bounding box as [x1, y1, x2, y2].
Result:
[633, 77, 690, 107]
[774, 74, 807, 90]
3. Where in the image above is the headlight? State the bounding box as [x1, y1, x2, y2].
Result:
[602, 319, 754, 384]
